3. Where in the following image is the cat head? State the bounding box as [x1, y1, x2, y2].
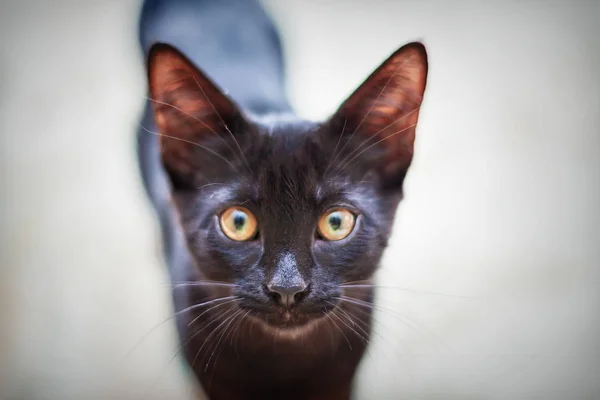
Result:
[147, 42, 428, 330]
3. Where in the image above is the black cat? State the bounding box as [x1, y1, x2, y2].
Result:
[138, 0, 428, 398]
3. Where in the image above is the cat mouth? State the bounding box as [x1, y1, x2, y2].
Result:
[248, 307, 325, 331]
[250, 310, 326, 339]
[268, 309, 313, 327]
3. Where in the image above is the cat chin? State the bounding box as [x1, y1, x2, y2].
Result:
[252, 313, 326, 341]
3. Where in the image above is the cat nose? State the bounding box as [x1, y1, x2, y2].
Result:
[266, 283, 308, 308]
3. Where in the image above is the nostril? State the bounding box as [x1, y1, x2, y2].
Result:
[268, 291, 282, 304]
[293, 290, 307, 304]
[264, 285, 279, 301]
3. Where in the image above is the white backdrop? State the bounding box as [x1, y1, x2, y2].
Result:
[1, 0, 599, 399]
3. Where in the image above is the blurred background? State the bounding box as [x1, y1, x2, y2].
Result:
[1, 0, 599, 399]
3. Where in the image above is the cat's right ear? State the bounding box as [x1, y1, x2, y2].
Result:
[147, 43, 243, 189]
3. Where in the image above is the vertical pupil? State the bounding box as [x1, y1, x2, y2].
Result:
[329, 213, 342, 231]
[233, 212, 246, 230]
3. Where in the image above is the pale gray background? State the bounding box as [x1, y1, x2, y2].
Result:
[1, 0, 599, 399]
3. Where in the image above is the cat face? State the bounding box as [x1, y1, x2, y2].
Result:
[147, 42, 428, 330]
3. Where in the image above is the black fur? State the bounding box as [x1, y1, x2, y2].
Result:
[137, 1, 427, 398]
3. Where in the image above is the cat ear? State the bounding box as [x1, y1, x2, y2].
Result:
[147, 43, 243, 189]
[329, 42, 428, 189]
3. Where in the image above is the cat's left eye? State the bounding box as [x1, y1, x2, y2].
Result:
[220, 206, 258, 241]
[317, 208, 356, 241]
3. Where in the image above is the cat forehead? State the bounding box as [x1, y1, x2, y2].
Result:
[251, 152, 361, 206]
[245, 117, 364, 197]
[250, 118, 324, 168]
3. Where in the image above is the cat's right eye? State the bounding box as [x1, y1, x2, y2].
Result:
[317, 208, 356, 241]
[219, 206, 258, 241]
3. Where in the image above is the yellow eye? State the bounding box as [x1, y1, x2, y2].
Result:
[220, 207, 258, 241]
[317, 208, 356, 241]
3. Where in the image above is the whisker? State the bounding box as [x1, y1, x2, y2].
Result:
[196, 182, 228, 191]
[235, 310, 253, 355]
[191, 76, 251, 172]
[146, 95, 248, 172]
[121, 295, 238, 361]
[247, 310, 259, 337]
[325, 301, 357, 328]
[168, 279, 236, 284]
[204, 309, 245, 372]
[140, 304, 238, 398]
[321, 312, 336, 355]
[167, 282, 238, 290]
[332, 303, 408, 365]
[339, 300, 412, 356]
[340, 284, 477, 299]
[321, 310, 352, 350]
[337, 295, 450, 353]
[188, 298, 240, 327]
[334, 54, 418, 161]
[330, 309, 369, 345]
[229, 310, 250, 347]
[337, 122, 417, 173]
[338, 56, 414, 165]
[139, 123, 238, 172]
[184, 306, 238, 384]
[207, 310, 250, 393]
[330, 309, 389, 395]
[324, 117, 347, 174]
[189, 307, 244, 374]
[144, 97, 223, 139]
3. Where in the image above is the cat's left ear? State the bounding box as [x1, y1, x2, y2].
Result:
[328, 42, 428, 189]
